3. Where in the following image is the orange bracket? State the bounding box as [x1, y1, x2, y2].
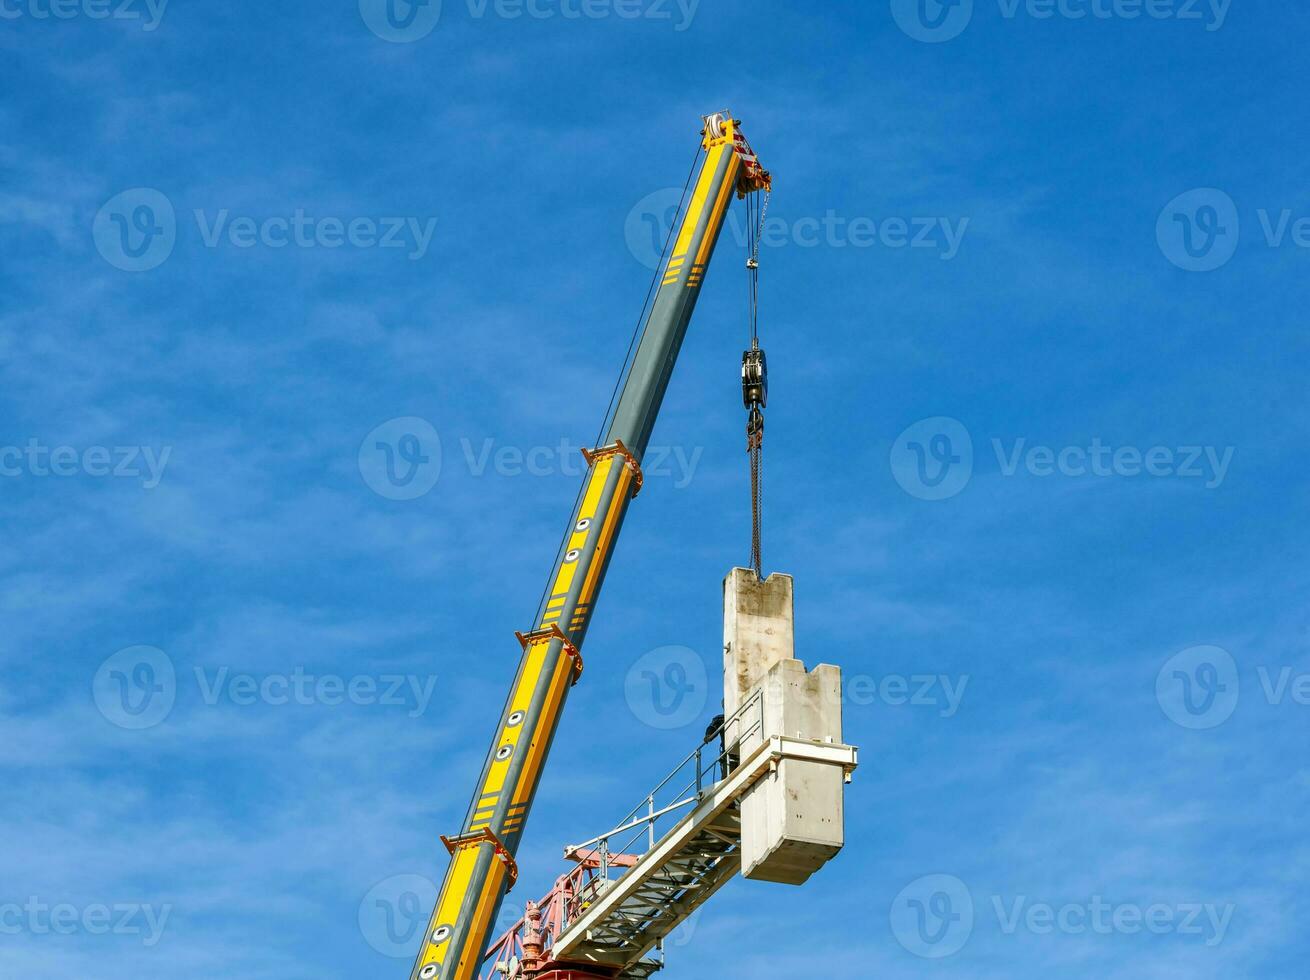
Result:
[515, 624, 584, 685]
[581, 438, 643, 498]
[441, 828, 519, 890]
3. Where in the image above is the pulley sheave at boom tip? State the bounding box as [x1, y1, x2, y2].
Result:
[702, 110, 772, 199]
[408, 111, 771, 980]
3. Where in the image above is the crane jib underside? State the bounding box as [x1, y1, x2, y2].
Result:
[410, 114, 771, 980]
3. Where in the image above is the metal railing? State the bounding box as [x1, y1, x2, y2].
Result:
[479, 690, 765, 979]
[567, 689, 764, 885]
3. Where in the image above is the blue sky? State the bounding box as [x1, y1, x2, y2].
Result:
[2, 1, 1308, 977]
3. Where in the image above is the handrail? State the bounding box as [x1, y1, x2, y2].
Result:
[569, 689, 764, 882]
[479, 689, 766, 979]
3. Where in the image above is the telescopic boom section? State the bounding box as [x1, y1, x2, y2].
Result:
[409, 113, 771, 980]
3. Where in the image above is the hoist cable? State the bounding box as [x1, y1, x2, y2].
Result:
[746, 190, 769, 344]
[529, 140, 704, 630]
[747, 193, 758, 341]
[594, 140, 705, 452]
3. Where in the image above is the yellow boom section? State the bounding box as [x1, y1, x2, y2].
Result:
[409, 113, 769, 980]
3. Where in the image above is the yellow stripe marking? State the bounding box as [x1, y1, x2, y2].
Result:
[479, 639, 550, 797]
[509, 649, 575, 810]
[672, 142, 728, 262]
[695, 154, 740, 269]
[544, 456, 613, 607]
[419, 847, 501, 974]
[448, 862, 507, 979]
[580, 466, 632, 604]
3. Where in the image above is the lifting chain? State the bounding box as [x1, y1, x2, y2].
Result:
[747, 401, 764, 577]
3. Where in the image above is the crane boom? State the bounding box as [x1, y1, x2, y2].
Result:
[410, 112, 771, 980]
